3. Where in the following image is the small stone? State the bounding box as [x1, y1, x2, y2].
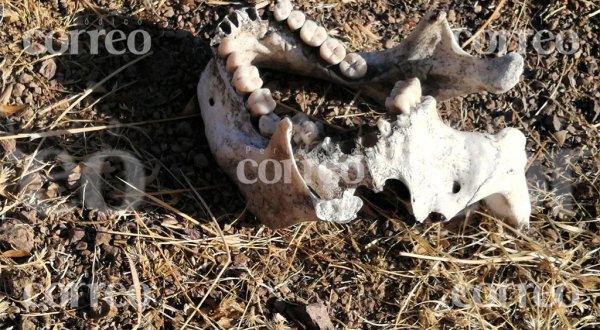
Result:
[13, 83, 26, 98]
[19, 73, 33, 84]
[70, 228, 86, 242]
[20, 318, 37, 330]
[447, 9, 456, 22]
[552, 114, 562, 132]
[75, 241, 88, 251]
[0, 220, 35, 253]
[474, 5, 482, 13]
[39, 59, 57, 80]
[95, 228, 111, 246]
[554, 130, 568, 147]
[164, 7, 175, 18]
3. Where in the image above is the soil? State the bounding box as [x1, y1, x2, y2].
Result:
[0, 0, 598, 329]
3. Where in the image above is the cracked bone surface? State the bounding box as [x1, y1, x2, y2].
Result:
[198, 4, 531, 229]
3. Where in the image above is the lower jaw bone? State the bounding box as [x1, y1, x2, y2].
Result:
[199, 5, 531, 229]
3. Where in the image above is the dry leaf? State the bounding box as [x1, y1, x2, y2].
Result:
[1, 250, 31, 258]
[0, 104, 28, 116]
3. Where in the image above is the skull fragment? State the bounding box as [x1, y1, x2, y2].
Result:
[197, 1, 531, 229]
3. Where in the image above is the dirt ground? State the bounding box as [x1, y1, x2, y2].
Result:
[0, 0, 598, 329]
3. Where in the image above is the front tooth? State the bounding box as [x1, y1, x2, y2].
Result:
[287, 10, 306, 31]
[246, 88, 276, 116]
[320, 38, 346, 65]
[377, 118, 391, 137]
[273, 0, 293, 21]
[226, 52, 256, 73]
[387, 78, 422, 115]
[300, 20, 328, 47]
[300, 121, 322, 145]
[339, 53, 368, 79]
[259, 113, 281, 136]
[218, 38, 235, 58]
[232, 65, 263, 94]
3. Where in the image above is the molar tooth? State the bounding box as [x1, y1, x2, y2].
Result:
[287, 10, 306, 31]
[386, 78, 422, 115]
[232, 65, 263, 94]
[300, 20, 328, 47]
[273, 0, 293, 22]
[319, 37, 346, 65]
[339, 53, 367, 79]
[259, 113, 281, 136]
[226, 52, 256, 73]
[218, 38, 236, 58]
[246, 88, 277, 116]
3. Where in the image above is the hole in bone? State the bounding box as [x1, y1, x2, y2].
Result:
[338, 139, 357, 154]
[452, 181, 461, 194]
[428, 213, 448, 223]
[227, 12, 240, 27]
[244, 8, 258, 20]
[359, 133, 378, 148]
[209, 98, 215, 106]
[219, 20, 232, 34]
[355, 179, 412, 221]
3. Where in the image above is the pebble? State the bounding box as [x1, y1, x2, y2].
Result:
[19, 73, 33, 84]
[164, 7, 175, 18]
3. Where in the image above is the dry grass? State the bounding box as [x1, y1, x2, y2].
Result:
[0, 0, 599, 329]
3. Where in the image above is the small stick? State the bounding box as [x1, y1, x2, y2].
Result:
[462, 0, 508, 48]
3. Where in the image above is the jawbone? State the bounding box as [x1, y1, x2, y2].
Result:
[197, 2, 531, 229]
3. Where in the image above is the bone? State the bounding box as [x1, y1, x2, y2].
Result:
[232, 65, 263, 93]
[300, 20, 328, 47]
[199, 11, 531, 230]
[319, 38, 347, 65]
[246, 88, 277, 116]
[226, 52, 256, 73]
[385, 78, 422, 115]
[259, 113, 281, 136]
[287, 10, 306, 31]
[339, 53, 367, 79]
[273, 0, 293, 22]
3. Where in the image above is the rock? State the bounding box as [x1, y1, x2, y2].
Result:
[39, 59, 57, 80]
[554, 130, 568, 147]
[18, 73, 33, 84]
[274, 301, 335, 330]
[552, 114, 562, 132]
[95, 228, 111, 246]
[13, 83, 26, 98]
[70, 228, 86, 242]
[19, 318, 36, 330]
[447, 9, 456, 22]
[0, 220, 35, 253]
[75, 241, 88, 251]
[164, 7, 175, 18]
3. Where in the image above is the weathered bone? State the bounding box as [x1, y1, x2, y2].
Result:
[198, 5, 531, 229]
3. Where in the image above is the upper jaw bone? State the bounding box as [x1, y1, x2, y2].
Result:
[212, 8, 523, 105]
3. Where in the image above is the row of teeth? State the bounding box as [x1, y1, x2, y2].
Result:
[272, 0, 368, 79]
[215, 0, 368, 141]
